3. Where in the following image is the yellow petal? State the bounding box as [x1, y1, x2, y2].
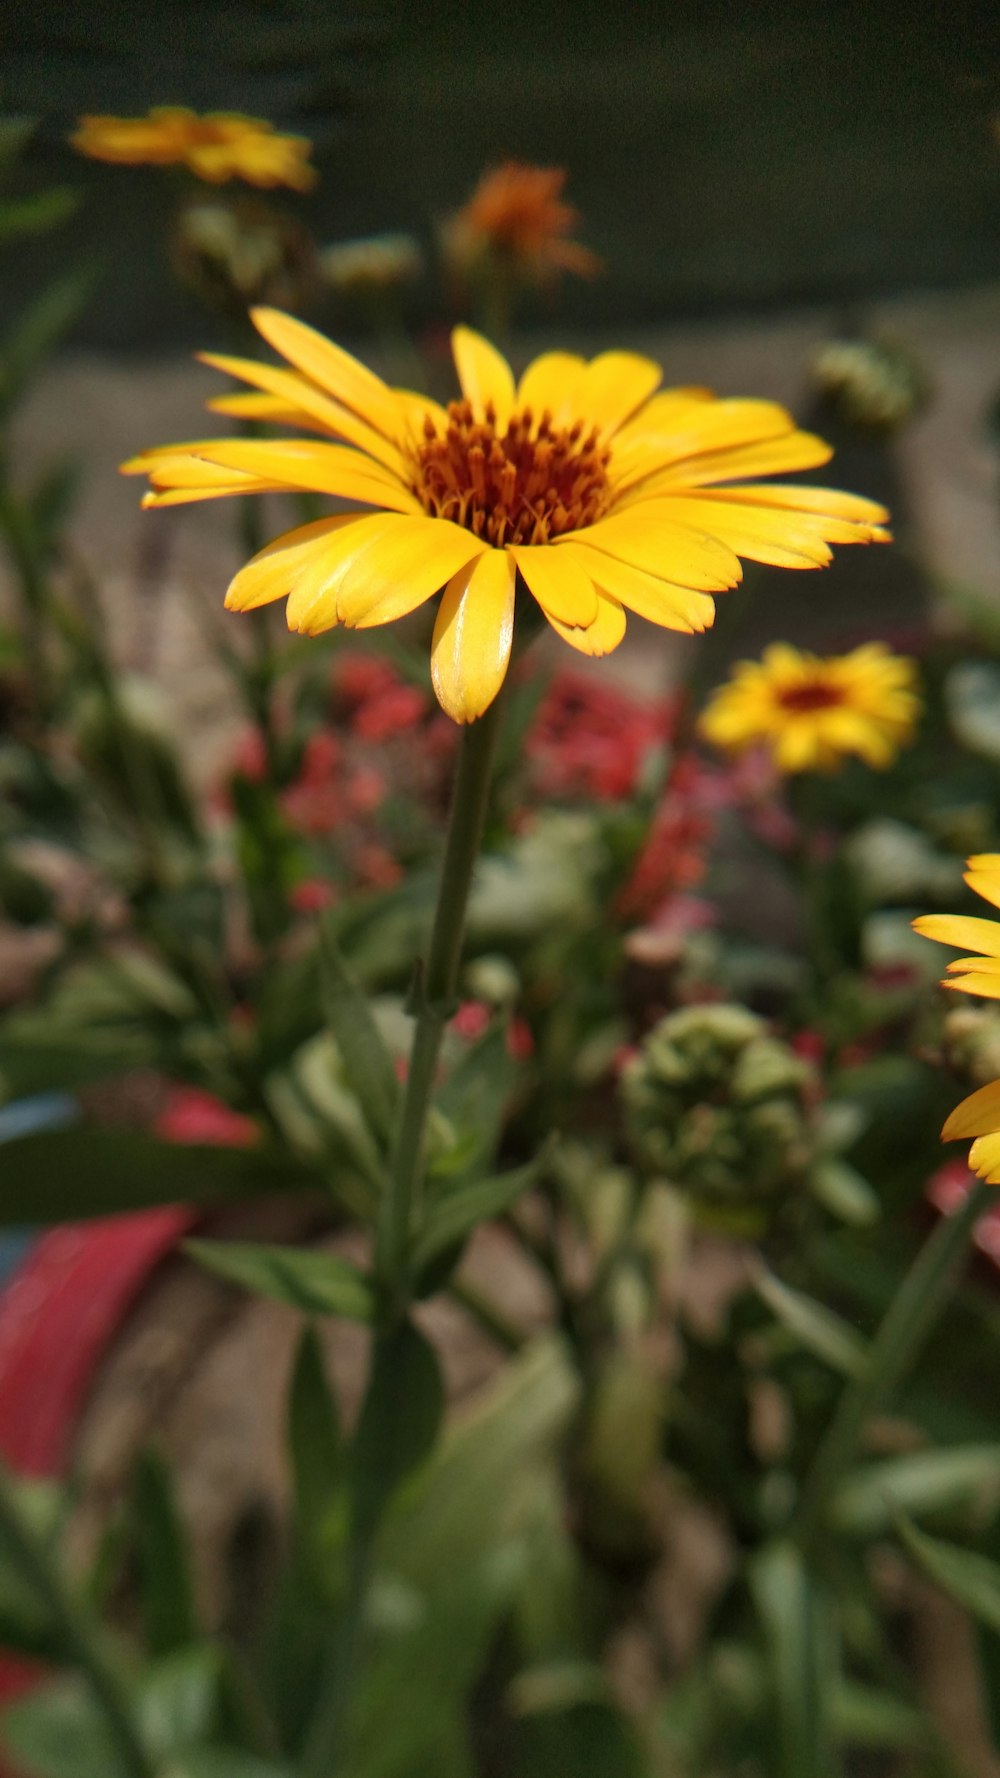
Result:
[431, 549, 516, 722]
[647, 496, 833, 569]
[574, 351, 662, 437]
[225, 515, 364, 613]
[250, 306, 401, 438]
[942, 1079, 1000, 1141]
[912, 915, 1000, 960]
[451, 327, 515, 430]
[566, 505, 742, 592]
[179, 439, 421, 512]
[966, 857, 1000, 913]
[708, 482, 889, 526]
[198, 351, 406, 473]
[942, 970, 1000, 1001]
[556, 540, 715, 632]
[545, 591, 627, 656]
[515, 352, 585, 428]
[510, 544, 599, 629]
[206, 391, 330, 435]
[286, 515, 403, 632]
[969, 1132, 1000, 1182]
[336, 516, 488, 627]
[614, 431, 834, 496]
[141, 482, 279, 507]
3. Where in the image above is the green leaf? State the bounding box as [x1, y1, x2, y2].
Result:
[0, 265, 99, 414]
[833, 1444, 1000, 1536]
[0, 1130, 315, 1225]
[287, 1326, 345, 1568]
[432, 1020, 517, 1183]
[319, 918, 400, 1152]
[754, 1266, 868, 1378]
[185, 1240, 375, 1322]
[414, 1150, 546, 1276]
[349, 1320, 444, 1545]
[131, 1449, 197, 1657]
[2, 1679, 121, 1778]
[168, 1752, 298, 1778]
[515, 1700, 646, 1778]
[896, 1513, 1000, 1634]
[750, 1542, 838, 1778]
[0, 188, 78, 244]
[135, 1645, 224, 1760]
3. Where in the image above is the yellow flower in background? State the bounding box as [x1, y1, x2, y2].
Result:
[913, 855, 1000, 1001]
[71, 108, 316, 191]
[122, 309, 889, 723]
[442, 161, 601, 287]
[699, 642, 918, 772]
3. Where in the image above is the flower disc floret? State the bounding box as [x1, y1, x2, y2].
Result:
[122, 310, 891, 725]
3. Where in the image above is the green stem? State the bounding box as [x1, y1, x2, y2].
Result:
[796, 1176, 991, 1548]
[0, 1467, 154, 1778]
[376, 698, 503, 1303]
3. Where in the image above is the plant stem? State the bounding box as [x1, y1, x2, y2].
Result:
[0, 1467, 154, 1778]
[796, 1177, 991, 1548]
[375, 697, 503, 1304]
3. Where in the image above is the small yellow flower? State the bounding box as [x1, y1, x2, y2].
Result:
[940, 1078, 1000, 1184]
[913, 855, 1000, 1002]
[71, 108, 316, 191]
[699, 642, 918, 772]
[442, 161, 601, 287]
[122, 310, 889, 724]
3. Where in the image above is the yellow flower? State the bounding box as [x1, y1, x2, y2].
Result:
[442, 161, 601, 287]
[122, 309, 890, 723]
[70, 108, 316, 191]
[699, 642, 917, 772]
[940, 1078, 1000, 1184]
[913, 855, 1000, 1001]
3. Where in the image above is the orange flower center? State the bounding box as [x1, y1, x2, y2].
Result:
[411, 398, 612, 548]
[776, 678, 844, 714]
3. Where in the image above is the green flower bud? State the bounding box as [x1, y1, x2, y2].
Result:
[620, 1005, 817, 1225]
[811, 336, 928, 433]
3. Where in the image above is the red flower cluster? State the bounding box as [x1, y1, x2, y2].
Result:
[528, 672, 672, 803]
[155, 1085, 258, 1147]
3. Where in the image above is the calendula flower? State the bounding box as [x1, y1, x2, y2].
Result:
[699, 642, 917, 773]
[913, 855, 1000, 1002]
[914, 857, 1000, 1182]
[442, 161, 601, 288]
[122, 309, 889, 723]
[71, 108, 316, 191]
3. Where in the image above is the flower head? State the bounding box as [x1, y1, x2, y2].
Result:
[442, 161, 601, 289]
[71, 108, 316, 191]
[913, 855, 1000, 1002]
[699, 642, 918, 773]
[122, 310, 890, 723]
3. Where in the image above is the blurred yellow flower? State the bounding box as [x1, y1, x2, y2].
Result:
[699, 642, 917, 772]
[71, 108, 316, 191]
[914, 855, 1000, 1001]
[122, 310, 889, 723]
[442, 161, 601, 288]
[940, 1079, 1000, 1184]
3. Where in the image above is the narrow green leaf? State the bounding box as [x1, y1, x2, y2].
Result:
[184, 1241, 375, 1322]
[350, 1321, 444, 1545]
[432, 1022, 516, 1183]
[833, 1444, 1000, 1536]
[0, 265, 99, 413]
[0, 188, 78, 244]
[131, 1450, 197, 1658]
[413, 1151, 545, 1274]
[754, 1266, 869, 1378]
[896, 1513, 1000, 1634]
[0, 1130, 315, 1226]
[750, 1542, 838, 1778]
[318, 918, 400, 1151]
[287, 1327, 345, 1565]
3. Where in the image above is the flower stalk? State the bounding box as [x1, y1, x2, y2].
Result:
[376, 693, 503, 1307]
